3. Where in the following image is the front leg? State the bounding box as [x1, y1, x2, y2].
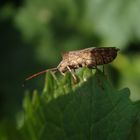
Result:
[66, 66, 78, 83]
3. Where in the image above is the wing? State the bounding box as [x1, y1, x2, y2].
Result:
[68, 47, 96, 54]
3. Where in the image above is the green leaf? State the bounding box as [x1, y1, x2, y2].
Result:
[19, 68, 140, 140]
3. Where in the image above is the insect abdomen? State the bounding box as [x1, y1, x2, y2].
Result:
[91, 48, 119, 65]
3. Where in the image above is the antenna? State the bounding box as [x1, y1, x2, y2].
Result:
[25, 67, 58, 81]
[22, 67, 58, 87]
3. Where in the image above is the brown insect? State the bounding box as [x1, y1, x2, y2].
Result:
[25, 47, 120, 81]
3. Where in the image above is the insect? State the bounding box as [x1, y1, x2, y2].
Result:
[25, 47, 120, 82]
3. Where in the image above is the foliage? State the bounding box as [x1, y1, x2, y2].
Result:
[14, 0, 140, 102]
[15, 0, 140, 50]
[0, 0, 140, 139]
[17, 69, 140, 140]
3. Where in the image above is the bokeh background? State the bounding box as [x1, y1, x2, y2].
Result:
[0, 0, 140, 137]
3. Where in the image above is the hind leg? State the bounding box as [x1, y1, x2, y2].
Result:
[100, 55, 105, 73]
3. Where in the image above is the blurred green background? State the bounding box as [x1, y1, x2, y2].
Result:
[0, 0, 140, 136]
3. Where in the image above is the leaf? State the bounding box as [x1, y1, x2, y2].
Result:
[19, 68, 140, 140]
[0, 120, 22, 140]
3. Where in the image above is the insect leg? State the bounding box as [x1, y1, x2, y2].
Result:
[66, 66, 77, 81]
[50, 71, 59, 83]
[94, 56, 100, 72]
[60, 71, 65, 76]
[100, 55, 105, 73]
[73, 69, 76, 72]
